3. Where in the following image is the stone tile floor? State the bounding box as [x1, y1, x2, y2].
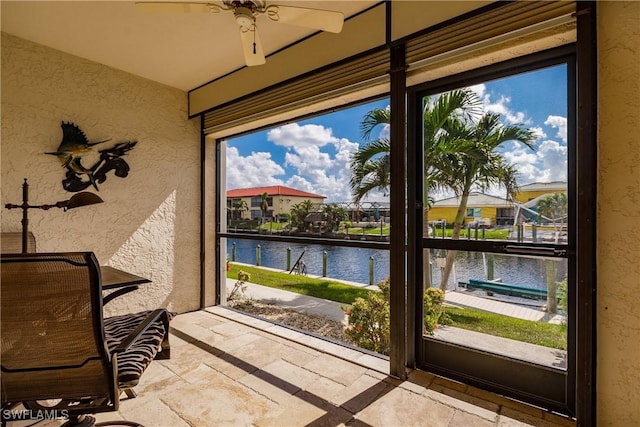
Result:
[10, 308, 576, 427]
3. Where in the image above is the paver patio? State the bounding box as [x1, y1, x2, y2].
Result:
[9, 308, 575, 427]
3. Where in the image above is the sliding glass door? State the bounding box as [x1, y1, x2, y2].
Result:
[409, 48, 577, 413]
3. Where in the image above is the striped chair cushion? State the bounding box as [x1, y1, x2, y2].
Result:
[104, 310, 170, 388]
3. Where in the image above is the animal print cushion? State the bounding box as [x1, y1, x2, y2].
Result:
[104, 310, 171, 388]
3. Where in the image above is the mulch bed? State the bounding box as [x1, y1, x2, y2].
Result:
[228, 299, 350, 342]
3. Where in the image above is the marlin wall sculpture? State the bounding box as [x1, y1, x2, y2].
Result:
[46, 122, 138, 192]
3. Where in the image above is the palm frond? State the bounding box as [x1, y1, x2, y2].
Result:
[360, 109, 390, 141]
[350, 138, 391, 165]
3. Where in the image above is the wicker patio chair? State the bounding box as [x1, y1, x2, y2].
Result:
[0, 252, 172, 427]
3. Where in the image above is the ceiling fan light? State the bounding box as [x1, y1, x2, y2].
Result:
[138, 0, 343, 67]
[234, 7, 254, 29]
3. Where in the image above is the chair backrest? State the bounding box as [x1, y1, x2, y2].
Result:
[1, 232, 36, 253]
[1, 252, 115, 404]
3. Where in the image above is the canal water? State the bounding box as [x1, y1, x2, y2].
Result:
[227, 238, 390, 285]
[226, 238, 568, 289]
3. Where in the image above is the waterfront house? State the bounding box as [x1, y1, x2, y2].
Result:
[429, 183, 569, 227]
[429, 192, 515, 226]
[515, 181, 567, 204]
[1, 2, 638, 425]
[227, 185, 325, 221]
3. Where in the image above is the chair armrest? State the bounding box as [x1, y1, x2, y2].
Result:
[110, 309, 170, 355]
[103, 286, 139, 305]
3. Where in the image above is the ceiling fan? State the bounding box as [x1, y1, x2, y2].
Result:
[136, 1, 344, 66]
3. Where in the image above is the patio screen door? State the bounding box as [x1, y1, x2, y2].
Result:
[408, 49, 577, 414]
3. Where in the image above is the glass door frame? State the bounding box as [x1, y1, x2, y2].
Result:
[407, 46, 580, 415]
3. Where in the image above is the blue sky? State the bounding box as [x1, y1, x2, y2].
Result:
[226, 64, 568, 203]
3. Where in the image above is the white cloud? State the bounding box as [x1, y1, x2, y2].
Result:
[227, 92, 568, 205]
[225, 146, 285, 189]
[378, 124, 390, 141]
[544, 115, 567, 143]
[285, 175, 314, 193]
[502, 139, 567, 185]
[469, 83, 486, 99]
[267, 123, 336, 148]
[481, 94, 529, 125]
[536, 140, 568, 181]
[503, 142, 540, 182]
[530, 126, 547, 140]
[284, 145, 332, 172]
[232, 123, 361, 202]
[466, 86, 568, 187]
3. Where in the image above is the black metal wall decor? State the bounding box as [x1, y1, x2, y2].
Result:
[46, 122, 138, 192]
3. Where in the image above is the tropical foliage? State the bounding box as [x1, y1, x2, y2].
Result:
[435, 107, 536, 289]
[537, 192, 568, 231]
[322, 203, 347, 232]
[423, 287, 451, 335]
[349, 89, 537, 289]
[343, 278, 451, 354]
[231, 199, 248, 220]
[343, 278, 391, 354]
[349, 108, 391, 203]
[289, 199, 313, 232]
[558, 278, 568, 319]
[259, 192, 269, 222]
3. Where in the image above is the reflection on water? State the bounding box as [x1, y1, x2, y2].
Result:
[227, 239, 567, 289]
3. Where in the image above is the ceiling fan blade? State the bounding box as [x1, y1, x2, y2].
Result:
[239, 26, 266, 66]
[135, 2, 221, 14]
[266, 5, 344, 33]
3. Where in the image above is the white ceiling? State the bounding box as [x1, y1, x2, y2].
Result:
[0, 1, 378, 91]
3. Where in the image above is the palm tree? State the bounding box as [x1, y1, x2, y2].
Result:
[290, 199, 313, 232]
[536, 192, 568, 311]
[323, 203, 347, 233]
[436, 112, 536, 289]
[419, 89, 482, 288]
[349, 90, 534, 290]
[421, 89, 482, 195]
[233, 199, 248, 220]
[350, 90, 481, 288]
[349, 108, 391, 203]
[350, 90, 481, 206]
[260, 192, 269, 223]
[537, 192, 568, 240]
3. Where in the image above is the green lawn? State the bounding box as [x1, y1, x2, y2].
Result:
[227, 263, 372, 304]
[253, 221, 510, 239]
[258, 221, 289, 231]
[227, 263, 566, 349]
[445, 306, 567, 349]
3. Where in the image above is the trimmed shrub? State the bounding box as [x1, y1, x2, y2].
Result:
[343, 278, 390, 355]
[423, 287, 451, 335]
[343, 279, 452, 354]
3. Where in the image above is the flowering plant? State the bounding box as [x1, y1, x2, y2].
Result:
[343, 279, 452, 353]
[228, 269, 250, 301]
[343, 278, 390, 355]
[423, 287, 451, 335]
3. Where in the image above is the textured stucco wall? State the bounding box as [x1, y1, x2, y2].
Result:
[1, 33, 202, 315]
[597, 2, 640, 425]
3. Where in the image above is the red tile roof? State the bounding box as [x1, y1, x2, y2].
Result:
[227, 185, 325, 199]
